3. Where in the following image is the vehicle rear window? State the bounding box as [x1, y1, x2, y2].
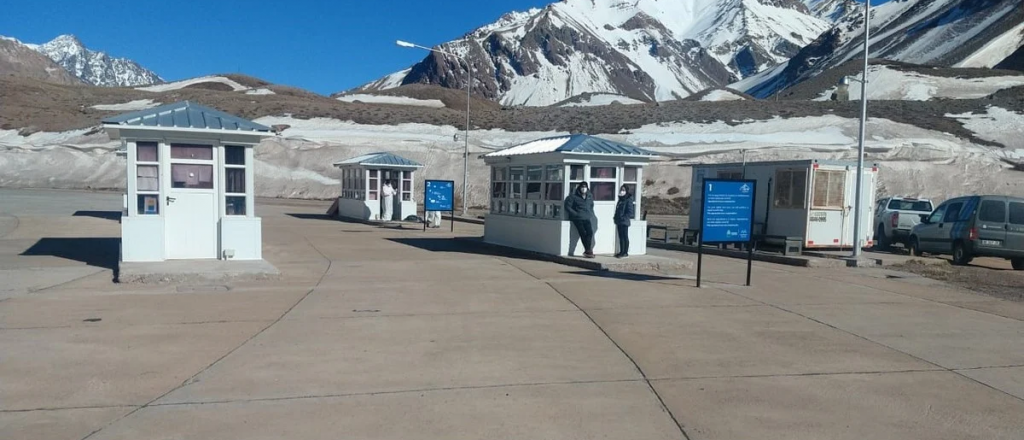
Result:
[887, 200, 933, 211]
[943, 202, 964, 223]
[1010, 202, 1024, 225]
[979, 200, 1007, 223]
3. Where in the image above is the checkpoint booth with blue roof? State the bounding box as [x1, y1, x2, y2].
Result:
[103, 101, 273, 262]
[332, 152, 424, 222]
[482, 134, 658, 256]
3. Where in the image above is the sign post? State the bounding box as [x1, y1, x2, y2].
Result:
[424, 179, 456, 232]
[697, 179, 757, 288]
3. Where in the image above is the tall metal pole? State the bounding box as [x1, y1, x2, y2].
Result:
[851, 0, 870, 258]
[396, 39, 471, 217]
[463, 55, 470, 217]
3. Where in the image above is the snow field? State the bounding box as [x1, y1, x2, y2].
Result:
[335, 94, 445, 108]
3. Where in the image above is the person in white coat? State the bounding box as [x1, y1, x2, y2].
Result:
[381, 181, 396, 221]
[427, 210, 442, 228]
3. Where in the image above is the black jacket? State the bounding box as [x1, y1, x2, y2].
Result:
[564, 191, 595, 222]
[614, 195, 635, 226]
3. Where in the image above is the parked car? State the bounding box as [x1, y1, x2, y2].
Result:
[874, 196, 933, 248]
[909, 195, 1024, 269]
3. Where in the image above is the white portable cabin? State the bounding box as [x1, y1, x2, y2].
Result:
[103, 101, 273, 262]
[482, 134, 658, 256]
[689, 159, 878, 249]
[332, 152, 422, 222]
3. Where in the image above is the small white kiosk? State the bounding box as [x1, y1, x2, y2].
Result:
[482, 134, 658, 256]
[332, 152, 423, 221]
[103, 101, 273, 262]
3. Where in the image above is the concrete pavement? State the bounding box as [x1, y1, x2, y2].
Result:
[1, 188, 1023, 440]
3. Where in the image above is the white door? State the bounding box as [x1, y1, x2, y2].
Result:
[166, 145, 218, 260]
[166, 191, 217, 259]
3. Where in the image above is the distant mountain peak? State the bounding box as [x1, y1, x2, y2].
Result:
[361, 0, 830, 106]
[31, 34, 163, 87]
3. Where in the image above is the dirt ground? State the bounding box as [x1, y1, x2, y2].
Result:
[891, 258, 1024, 302]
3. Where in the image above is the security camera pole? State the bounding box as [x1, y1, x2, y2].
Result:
[851, 0, 870, 258]
[397, 39, 471, 217]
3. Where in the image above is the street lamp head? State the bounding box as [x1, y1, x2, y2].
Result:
[396, 40, 416, 48]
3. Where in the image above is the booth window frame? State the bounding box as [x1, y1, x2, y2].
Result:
[135, 141, 161, 215]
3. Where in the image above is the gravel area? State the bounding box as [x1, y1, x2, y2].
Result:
[891, 259, 1024, 302]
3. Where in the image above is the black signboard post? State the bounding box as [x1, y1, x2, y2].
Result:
[697, 179, 757, 288]
[424, 179, 456, 232]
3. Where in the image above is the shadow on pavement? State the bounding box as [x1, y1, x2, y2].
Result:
[73, 210, 122, 221]
[21, 237, 120, 272]
[387, 237, 520, 259]
[565, 270, 689, 282]
[287, 213, 337, 221]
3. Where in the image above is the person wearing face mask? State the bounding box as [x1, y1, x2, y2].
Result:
[564, 181, 596, 258]
[613, 184, 635, 258]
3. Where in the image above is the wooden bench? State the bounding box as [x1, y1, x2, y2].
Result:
[647, 224, 683, 243]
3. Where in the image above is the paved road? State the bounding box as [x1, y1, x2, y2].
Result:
[1, 188, 1023, 440]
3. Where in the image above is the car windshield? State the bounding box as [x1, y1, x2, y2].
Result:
[888, 200, 932, 212]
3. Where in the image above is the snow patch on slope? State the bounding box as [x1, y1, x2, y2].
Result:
[245, 88, 276, 95]
[948, 107, 1024, 153]
[700, 89, 746, 102]
[813, 65, 1024, 101]
[336, 94, 445, 108]
[560, 94, 644, 107]
[137, 76, 248, 92]
[956, 21, 1024, 68]
[90, 99, 161, 111]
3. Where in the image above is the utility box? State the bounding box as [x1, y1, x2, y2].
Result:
[689, 159, 879, 250]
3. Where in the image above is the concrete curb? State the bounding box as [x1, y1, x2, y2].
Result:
[118, 259, 280, 284]
[454, 237, 692, 272]
[648, 241, 845, 268]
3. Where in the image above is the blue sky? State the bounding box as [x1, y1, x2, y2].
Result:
[3, 0, 885, 95]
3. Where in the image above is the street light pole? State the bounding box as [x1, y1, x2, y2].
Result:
[851, 0, 870, 258]
[397, 39, 471, 217]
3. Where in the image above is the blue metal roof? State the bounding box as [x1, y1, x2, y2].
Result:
[485, 134, 657, 158]
[333, 152, 423, 168]
[101, 101, 271, 132]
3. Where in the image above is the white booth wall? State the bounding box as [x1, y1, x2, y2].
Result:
[484, 158, 648, 257]
[336, 167, 418, 221]
[120, 132, 263, 262]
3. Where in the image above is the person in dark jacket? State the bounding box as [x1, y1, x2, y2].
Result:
[564, 182, 596, 258]
[613, 184, 636, 258]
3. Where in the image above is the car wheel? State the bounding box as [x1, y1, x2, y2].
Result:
[909, 237, 923, 257]
[1012, 258, 1024, 271]
[952, 242, 973, 266]
[875, 225, 890, 250]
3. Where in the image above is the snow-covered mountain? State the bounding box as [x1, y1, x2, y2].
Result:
[359, 0, 831, 106]
[804, 0, 856, 21]
[28, 35, 163, 87]
[0, 36, 82, 85]
[736, 0, 1024, 97]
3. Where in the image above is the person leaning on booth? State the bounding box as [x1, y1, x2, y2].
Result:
[564, 181, 596, 258]
[613, 184, 635, 259]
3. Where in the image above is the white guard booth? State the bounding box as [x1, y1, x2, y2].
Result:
[332, 152, 423, 221]
[689, 159, 879, 249]
[483, 134, 658, 256]
[103, 101, 273, 262]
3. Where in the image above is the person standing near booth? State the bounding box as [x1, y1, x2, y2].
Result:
[613, 184, 635, 258]
[564, 182, 596, 258]
[381, 181, 396, 221]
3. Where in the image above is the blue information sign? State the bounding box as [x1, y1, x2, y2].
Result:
[701, 179, 756, 244]
[424, 180, 455, 212]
